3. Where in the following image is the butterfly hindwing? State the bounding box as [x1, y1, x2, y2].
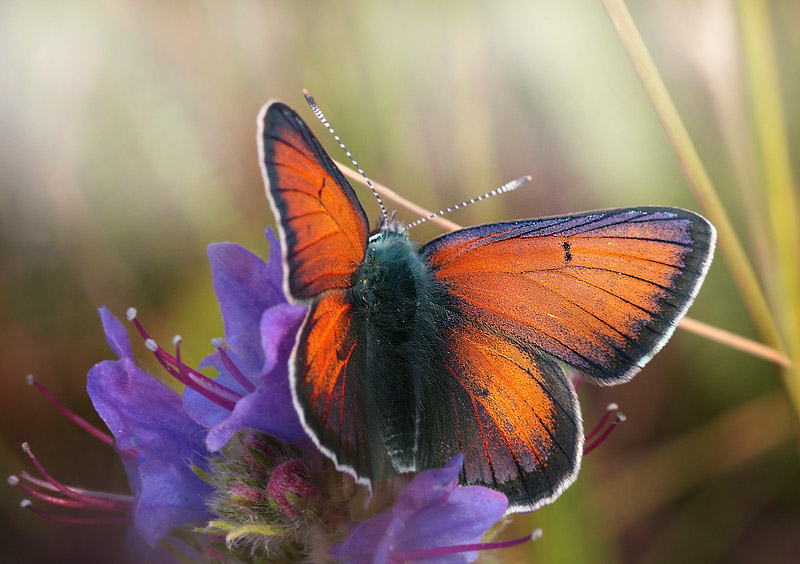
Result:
[291, 291, 395, 482]
[416, 317, 582, 512]
[422, 208, 716, 384]
[291, 233, 583, 508]
[258, 101, 369, 300]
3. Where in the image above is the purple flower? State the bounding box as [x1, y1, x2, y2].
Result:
[87, 307, 214, 547]
[331, 455, 510, 564]
[181, 228, 308, 449]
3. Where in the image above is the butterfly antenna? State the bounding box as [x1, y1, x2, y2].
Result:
[303, 89, 388, 223]
[405, 175, 532, 230]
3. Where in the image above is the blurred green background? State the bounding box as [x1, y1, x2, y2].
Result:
[2, 1, 798, 562]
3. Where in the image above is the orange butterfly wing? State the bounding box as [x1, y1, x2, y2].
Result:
[259, 102, 383, 481]
[422, 208, 716, 383]
[413, 208, 713, 509]
[417, 318, 582, 511]
[258, 101, 369, 300]
[291, 292, 397, 482]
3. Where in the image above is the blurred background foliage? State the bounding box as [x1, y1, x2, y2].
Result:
[1, 0, 798, 562]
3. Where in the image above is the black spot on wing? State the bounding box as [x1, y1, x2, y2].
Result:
[562, 240, 573, 262]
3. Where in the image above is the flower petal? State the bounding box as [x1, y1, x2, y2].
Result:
[99, 306, 133, 360]
[184, 230, 304, 441]
[328, 513, 394, 564]
[88, 312, 213, 546]
[182, 349, 251, 429]
[203, 304, 308, 449]
[392, 486, 508, 563]
[331, 455, 508, 564]
[207, 229, 284, 376]
[392, 454, 463, 515]
[259, 302, 308, 383]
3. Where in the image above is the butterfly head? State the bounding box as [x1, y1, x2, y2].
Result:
[368, 210, 405, 243]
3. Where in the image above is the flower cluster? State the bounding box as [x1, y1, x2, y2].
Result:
[10, 228, 594, 563]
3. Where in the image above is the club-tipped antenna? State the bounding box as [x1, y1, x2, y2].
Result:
[405, 175, 532, 230]
[303, 89, 388, 223]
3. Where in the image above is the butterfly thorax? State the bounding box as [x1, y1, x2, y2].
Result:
[348, 229, 428, 342]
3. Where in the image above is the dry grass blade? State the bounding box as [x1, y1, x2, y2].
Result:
[600, 0, 785, 358]
[679, 317, 791, 368]
[335, 160, 461, 232]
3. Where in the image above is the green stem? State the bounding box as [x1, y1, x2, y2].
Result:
[600, 0, 783, 349]
[737, 0, 800, 425]
[601, 0, 799, 430]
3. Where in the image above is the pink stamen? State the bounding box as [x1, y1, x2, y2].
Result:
[18, 472, 134, 503]
[20, 501, 132, 525]
[27, 375, 114, 447]
[150, 337, 241, 405]
[584, 407, 626, 456]
[170, 335, 237, 409]
[21, 443, 130, 513]
[585, 403, 618, 443]
[391, 529, 543, 560]
[127, 309, 242, 410]
[127, 309, 157, 343]
[27, 375, 138, 462]
[215, 342, 256, 394]
[161, 357, 239, 411]
[12, 477, 109, 510]
[174, 335, 184, 369]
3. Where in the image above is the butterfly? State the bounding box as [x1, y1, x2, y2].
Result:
[257, 100, 716, 512]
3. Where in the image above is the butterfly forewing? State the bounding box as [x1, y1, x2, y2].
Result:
[422, 208, 716, 384]
[259, 102, 369, 300]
